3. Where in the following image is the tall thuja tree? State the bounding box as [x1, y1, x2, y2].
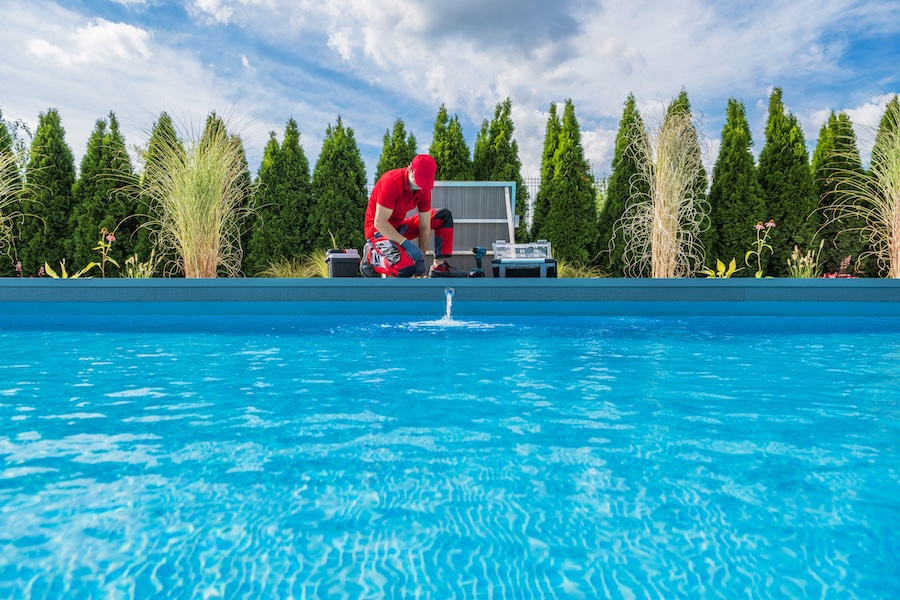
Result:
[666, 90, 710, 263]
[542, 99, 597, 264]
[429, 104, 473, 181]
[134, 112, 180, 267]
[870, 96, 900, 177]
[18, 108, 76, 275]
[245, 118, 312, 276]
[600, 94, 649, 277]
[309, 116, 368, 250]
[530, 102, 561, 242]
[812, 111, 868, 275]
[375, 118, 417, 181]
[707, 99, 766, 272]
[69, 112, 137, 274]
[472, 98, 529, 241]
[757, 88, 819, 277]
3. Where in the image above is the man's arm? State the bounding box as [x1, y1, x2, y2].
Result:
[373, 203, 406, 244]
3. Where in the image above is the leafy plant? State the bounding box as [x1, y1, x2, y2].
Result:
[44, 259, 97, 279]
[745, 220, 776, 278]
[701, 258, 741, 278]
[823, 255, 856, 279]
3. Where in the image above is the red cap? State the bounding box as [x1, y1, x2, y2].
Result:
[411, 154, 436, 191]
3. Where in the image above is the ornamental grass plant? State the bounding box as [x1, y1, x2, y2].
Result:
[786, 240, 824, 278]
[826, 99, 900, 278]
[0, 149, 26, 261]
[139, 119, 252, 278]
[557, 259, 606, 278]
[260, 251, 328, 278]
[617, 111, 708, 278]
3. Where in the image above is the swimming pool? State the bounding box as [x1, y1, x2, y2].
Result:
[1, 314, 899, 598]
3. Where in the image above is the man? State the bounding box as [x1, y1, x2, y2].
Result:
[361, 154, 466, 278]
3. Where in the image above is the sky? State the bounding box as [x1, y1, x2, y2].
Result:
[2, 0, 900, 184]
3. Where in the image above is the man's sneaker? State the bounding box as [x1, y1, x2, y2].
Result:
[429, 261, 468, 278]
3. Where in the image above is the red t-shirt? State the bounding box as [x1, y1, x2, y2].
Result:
[364, 167, 432, 240]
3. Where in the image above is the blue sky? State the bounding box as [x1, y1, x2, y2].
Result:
[2, 0, 899, 182]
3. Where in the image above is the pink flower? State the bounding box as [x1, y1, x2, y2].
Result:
[765, 220, 776, 229]
[755, 222, 764, 231]
[106, 234, 116, 242]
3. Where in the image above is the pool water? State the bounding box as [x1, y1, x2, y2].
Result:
[1, 315, 899, 599]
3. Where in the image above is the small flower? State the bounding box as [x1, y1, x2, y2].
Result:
[765, 220, 776, 229]
[106, 234, 116, 242]
[15, 261, 22, 274]
[755, 222, 764, 231]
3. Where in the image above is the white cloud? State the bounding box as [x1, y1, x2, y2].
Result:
[192, 0, 233, 24]
[327, 27, 356, 63]
[27, 18, 152, 67]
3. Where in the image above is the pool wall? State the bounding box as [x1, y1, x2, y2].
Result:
[2, 278, 900, 316]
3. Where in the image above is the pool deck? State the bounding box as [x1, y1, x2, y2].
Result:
[2, 278, 900, 317]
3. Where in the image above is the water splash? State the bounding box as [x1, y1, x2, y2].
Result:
[444, 287, 455, 320]
[400, 286, 509, 329]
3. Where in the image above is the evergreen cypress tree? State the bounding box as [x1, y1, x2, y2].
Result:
[599, 94, 649, 277]
[429, 105, 474, 181]
[757, 88, 819, 277]
[530, 103, 560, 242]
[870, 96, 900, 178]
[375, 118, 418, 181]
[471, 98, 529, 241]
[245, 118, 313, 275]
[69, 112, 137, 275]
[666, 90, 711, 263]
[811, 111, 868, 275]
[309, 116, 368, 250]
[543, 99, 597, 264]
[708, 99, 766, 273]
[18, 108, 76, 275]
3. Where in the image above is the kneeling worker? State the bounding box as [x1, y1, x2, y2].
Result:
[361, 154, 466, 278]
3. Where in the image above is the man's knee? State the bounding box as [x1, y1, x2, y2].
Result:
[434, 207, 454, 229]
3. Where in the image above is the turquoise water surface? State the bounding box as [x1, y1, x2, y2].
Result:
[1, 315, 899, 599]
